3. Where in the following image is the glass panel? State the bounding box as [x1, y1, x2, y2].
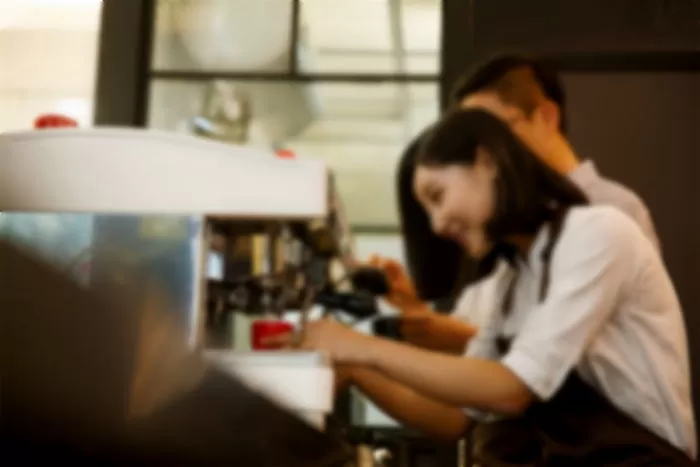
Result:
[152, 0, 293, 73]
[0, 212, 201, 334]
[148, 79, 439, 227]
[298, 0, 441, 75]
[0, 212, 94, 284]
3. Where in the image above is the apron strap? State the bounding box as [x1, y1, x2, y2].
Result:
[497, 208, 569, 355]
[538, 208, 569, 302]
[499, 208, 570, 320]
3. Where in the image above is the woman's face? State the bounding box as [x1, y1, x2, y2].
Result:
[413, 148, 497, 259]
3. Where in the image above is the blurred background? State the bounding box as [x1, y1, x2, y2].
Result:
[0, 0, 100, 128]
[0, 0, 442, 429]
[0, 0, 698, 460]
[0, 0, 441, 231]
[147, 0, 440, 230]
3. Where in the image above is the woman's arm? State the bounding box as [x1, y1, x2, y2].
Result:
[359, 337, 534, 415]
[347, 366, 471, 442]
[344, 207, 637, 412]
[300, 208, 639, 419]
[297, 305, 531, 414]
[399, 312, 477, 354]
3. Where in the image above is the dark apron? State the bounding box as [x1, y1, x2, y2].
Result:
[471, 210, 695, 467]
[472, 371, 695, 466]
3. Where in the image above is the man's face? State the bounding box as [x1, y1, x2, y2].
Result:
[460, 92, 555, 160]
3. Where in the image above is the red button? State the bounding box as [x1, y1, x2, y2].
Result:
[34, 114, 78, 129]
[275, 149, 296, 160]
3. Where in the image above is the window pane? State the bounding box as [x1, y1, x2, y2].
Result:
[148, 79, 439, 227]
[152, 0, 293, 73]
[298, 0, 442, 75]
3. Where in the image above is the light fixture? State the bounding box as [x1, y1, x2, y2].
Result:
[172, 0, 292, 71]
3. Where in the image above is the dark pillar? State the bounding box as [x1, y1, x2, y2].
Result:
[93, 0, 155, 126]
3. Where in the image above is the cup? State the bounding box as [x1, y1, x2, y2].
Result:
[251, 319, 294, 350]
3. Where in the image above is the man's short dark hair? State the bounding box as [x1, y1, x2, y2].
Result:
[451, 55, 568, 133]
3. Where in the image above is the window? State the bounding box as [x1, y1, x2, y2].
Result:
[142, 0, 443, 426]
[147, 0, 442, 230]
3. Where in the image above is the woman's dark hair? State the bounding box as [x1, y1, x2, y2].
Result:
[400, 109, 587, 300]
[398, 132, 464, 302]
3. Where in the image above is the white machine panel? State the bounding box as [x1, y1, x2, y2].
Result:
[204, 350, 334, 430]
[0, 128, 328, 219]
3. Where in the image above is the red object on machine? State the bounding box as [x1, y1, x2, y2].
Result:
[34, 114, 79, 129]
[251, 320, 294, 350]
[275, 149, 296, 160]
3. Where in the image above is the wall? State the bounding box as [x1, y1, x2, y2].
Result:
[0, 23, 100, 131]
[561, 72, 700, 432]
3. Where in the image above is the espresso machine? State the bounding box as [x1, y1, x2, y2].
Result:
[0, 127, 362, 465]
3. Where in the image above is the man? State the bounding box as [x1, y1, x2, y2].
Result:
[455, 55, 658, 246]
[371, 54, 661, 354]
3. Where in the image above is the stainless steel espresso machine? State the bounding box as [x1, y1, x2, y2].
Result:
[0, 127, 364, 465]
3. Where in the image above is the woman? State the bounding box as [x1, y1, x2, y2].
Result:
[287, 109, 697, 465]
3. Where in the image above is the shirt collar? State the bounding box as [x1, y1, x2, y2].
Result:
[567, 159, 599, 189]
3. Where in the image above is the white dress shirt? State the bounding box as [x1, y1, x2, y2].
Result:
[457, 206, 696, 458]
[569, 159, 659, 250]
[453, 158, 661, 324]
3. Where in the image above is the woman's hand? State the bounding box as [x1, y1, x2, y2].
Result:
[260, 319, 373, 365]
[298, 319, 374, 365]
[259, 331, 357, 393]
[368, 255, 426, 313]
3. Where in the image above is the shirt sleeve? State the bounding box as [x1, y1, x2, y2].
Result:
[632, 202, 661, 253]
[501, 207, 639, 401]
